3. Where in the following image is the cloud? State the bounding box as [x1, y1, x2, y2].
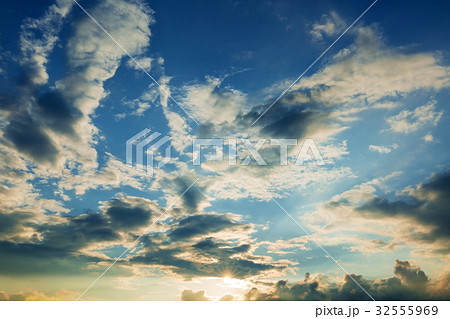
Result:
[394, 259, 429, 289]
[369, 143, 398, 154]
[232, 50, 253, 62]
[423, 132, 435, 142]
[130, 234, 284, 280]
[0, 0, 159, 225]
[0, 211, 35, 241]
[2, 0, 75, 166]
[174, 21, 445, 203]
[180, 289, 210, 301]
[387, 101, 443, 133]
[0, 289, 78, 301]
[120, 57, 165, 117]
[104, 198, 153, 231]
[185, 83, 352, 201]
[155, 175, 209, 214]
[4, 115, 60, 163]
[181, 76, 248, 124]
[0, 143, 69, 217]
[35, 91, 82, 135]
[243, 260, 449, 300]
[309, 12, 346, 42]
[357, 170, 450, 243]
[304, 170, 450, 259]
[219, 294, 235, 301]
[245, 276, 328, 301]
[57, 153, 151, 195]
[0, 195, 161, 276]
[1, 0, 154, 190]
[297, 26, 449, 113]
[3, 89, 83, 164]
[169, 213, 251, 240]
[126, 56, 153, 72]
[0, 0, 75, 165]
[126, 17, 439, 207]
[0, 187, 286, 281]
[1, 0, 449, 302]
[239, 98, 331, 140]
[18, 0, 73, 86]
[0, 0, 159, 235]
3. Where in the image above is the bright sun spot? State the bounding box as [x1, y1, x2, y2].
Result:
[221, 276, 249, 289]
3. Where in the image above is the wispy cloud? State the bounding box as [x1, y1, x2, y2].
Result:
[369, 143, 398, 154]
[387, 101, 443, 133]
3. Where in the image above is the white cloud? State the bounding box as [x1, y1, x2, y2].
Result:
[126, 56, 153, 71]
[205, 163, 353, 201]
[369, 143, 398, 154]
[309, 12, 346, 41]
[1, 0, 156, 203]
[301, 171, 450, 262]
[387, 101, 443, 133]
[50, 0, 153, 179]
[423, 132, 435, 142]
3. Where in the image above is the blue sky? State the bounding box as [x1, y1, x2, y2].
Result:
[0, 0, 449, 301]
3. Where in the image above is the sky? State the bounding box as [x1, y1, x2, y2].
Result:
[0, 0, 449, 301]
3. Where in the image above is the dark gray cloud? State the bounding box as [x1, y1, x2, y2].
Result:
[38, 213, 119, 251]
[195, 88, 331, 144]
[36, 90, 82, 135]
[0, 211, 34, 237]
[1, 86, 84, 164]
[169, 214, 249, 240]
[219, 293, 234, 301]
[4, 113, 60, 163]
[1, 65, 82, 165]
[0, 288, 77, 301]
[131, 237, 281, 280]
[245, 277, 328, 301]
[243, 260, 449, 301]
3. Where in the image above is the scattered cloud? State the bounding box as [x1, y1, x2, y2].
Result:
[423, 132, 435, 142]
[0, 0, 449, 302]
[369, 143, 398, 154]
[180, 289, 210, 301]
[309, 12, 346, 42]
[303, 170, 450, 259]
[243, 260, 448, 300]
[297, 27, 449, 114]
[0, 289, 78, 301]
[387, 101, 443, 133]
[181, 76, 248, 124]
